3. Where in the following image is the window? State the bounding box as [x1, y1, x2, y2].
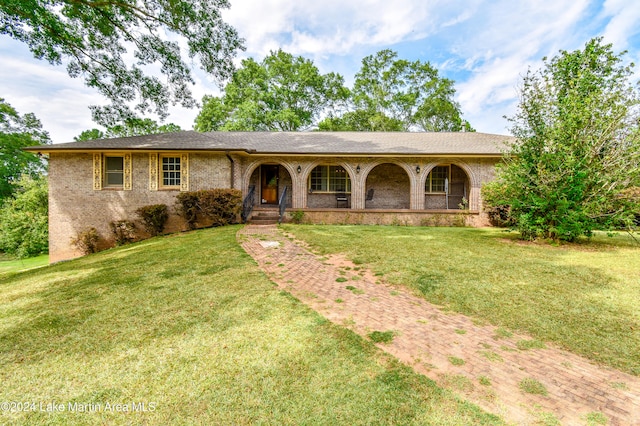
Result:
[104, 156, 124, 187]
[426, 165, 449, 193]
[309, 165, 351, 192]
[161, 156, 181, 187]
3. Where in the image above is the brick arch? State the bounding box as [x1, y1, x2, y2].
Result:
[420, 159, 478, 189]
[242, 159, 297, 194]
[363, 161, 414, 210]
[359, 159, 415, 184]
[303, 160, 357, 209]
[302, 160, 357, 185]
[243, 159, 296, 207]
[420, 159, 477, 210]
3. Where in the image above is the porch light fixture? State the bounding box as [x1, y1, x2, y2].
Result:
[416, 165, 421, 174]
[297, 165, 302, 174]
[356, 165, 361, 174]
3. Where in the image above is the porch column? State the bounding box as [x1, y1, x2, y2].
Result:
[292, 175, 306, 209]
[351, 173, 365, 209]
[409, 167, 424, 210]
[469, 185, 480, 211]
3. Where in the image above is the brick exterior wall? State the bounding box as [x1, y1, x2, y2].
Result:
[48, 152, 501, 262]
[48, 152, 232, 262]
[365, 163, 411, 209]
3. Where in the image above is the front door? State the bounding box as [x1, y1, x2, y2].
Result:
[261, 165, 279, 204]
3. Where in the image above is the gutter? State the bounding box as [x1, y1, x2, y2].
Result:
[225, 152, 235, 188]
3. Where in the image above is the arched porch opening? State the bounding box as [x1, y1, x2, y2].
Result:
[306, 164, 352, 208]
[424, 164, 470, 210]
[365, 163, 410, 209]
[248, 162, 293, 207]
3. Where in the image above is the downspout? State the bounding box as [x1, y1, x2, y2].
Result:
[225, 152, 235, 188]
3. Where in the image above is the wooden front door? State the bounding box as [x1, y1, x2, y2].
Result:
[261, 165, 279, 204]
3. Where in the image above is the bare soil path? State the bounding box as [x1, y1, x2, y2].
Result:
[237, 225, 640, 425]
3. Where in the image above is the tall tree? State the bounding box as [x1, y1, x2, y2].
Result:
[194, 50, 348, 131]
[1, 0, 244, 126]
[74, 118, 182, 141]
[0, 98, 50, 201]
[487, 38, 640, 241]
[0, 175, 48, 258]
[319, 50, 471, 132]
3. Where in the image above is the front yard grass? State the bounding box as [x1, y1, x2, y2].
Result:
[0, 226, 501, 425]
[282, 225, 640, 376]
[0, 253, 48, 279]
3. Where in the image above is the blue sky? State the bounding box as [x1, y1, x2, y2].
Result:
[1, 0, 639, 143]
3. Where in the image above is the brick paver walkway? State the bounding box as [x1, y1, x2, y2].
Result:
[237, 225, 640, 425]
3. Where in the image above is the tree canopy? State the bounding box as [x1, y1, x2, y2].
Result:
[0, 98, 50, 201]
[484, 38, 640, 241]
[195, 49, 470, 133]
[0, 175, 48, 258]
[318, 50, 472, 132]
[74, 118, 182, 141]
[194, 50, 348, 131]
[1, 0, 244, 126]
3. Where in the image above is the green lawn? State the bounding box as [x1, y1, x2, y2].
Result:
[0, 254, 48, 280]
[282, 225, 640, 376]
[0, 226, 501, 425]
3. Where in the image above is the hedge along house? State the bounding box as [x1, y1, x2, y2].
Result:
[26, 131, 513, 262]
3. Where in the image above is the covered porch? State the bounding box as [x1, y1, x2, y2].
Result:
[240, 157, 485, 225]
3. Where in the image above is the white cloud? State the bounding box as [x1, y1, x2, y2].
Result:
[223, 0, 454, 57]
[601, 0, 640, 49]
[1, 0, 638, 141]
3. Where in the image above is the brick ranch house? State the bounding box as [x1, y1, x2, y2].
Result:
[26, 131, 514, 262]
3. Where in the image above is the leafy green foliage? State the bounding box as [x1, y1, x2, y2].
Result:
[0, 0, 243, 125]
[318, 49, 472, 132]
[135, 204, 169, 236]
[0, 176, 48, 258]
[70, 227, 100, 255]
[0, 98, 50, 200]
[498, 38, 640, 241]
[109, 220, 137, 246]
[318, 109, 404, 131]
[481, 181, 515, 227]
[194, 50, 348, 131]
[175, 189, 242, 229]
[74, 118, 182, 141]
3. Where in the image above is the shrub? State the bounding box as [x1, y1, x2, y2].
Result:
[481, 181, 514, 227]
[71, 227, 100, 255]
[175, 189, 242, 229]
[109, 220, 136, 245]
[135, 204, 169, 236]
[290, 210, 305, 224]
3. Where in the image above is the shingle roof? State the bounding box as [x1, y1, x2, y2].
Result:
[25, 131, 514, 156]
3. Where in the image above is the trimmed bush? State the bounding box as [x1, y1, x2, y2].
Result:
[135, 204, 169, 236]
[109, 220, 137, 246]
[175, 189, 242, 229]
[71, 227, 100, 255]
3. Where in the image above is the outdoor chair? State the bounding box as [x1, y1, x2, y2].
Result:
[335, 190, 349, 208]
